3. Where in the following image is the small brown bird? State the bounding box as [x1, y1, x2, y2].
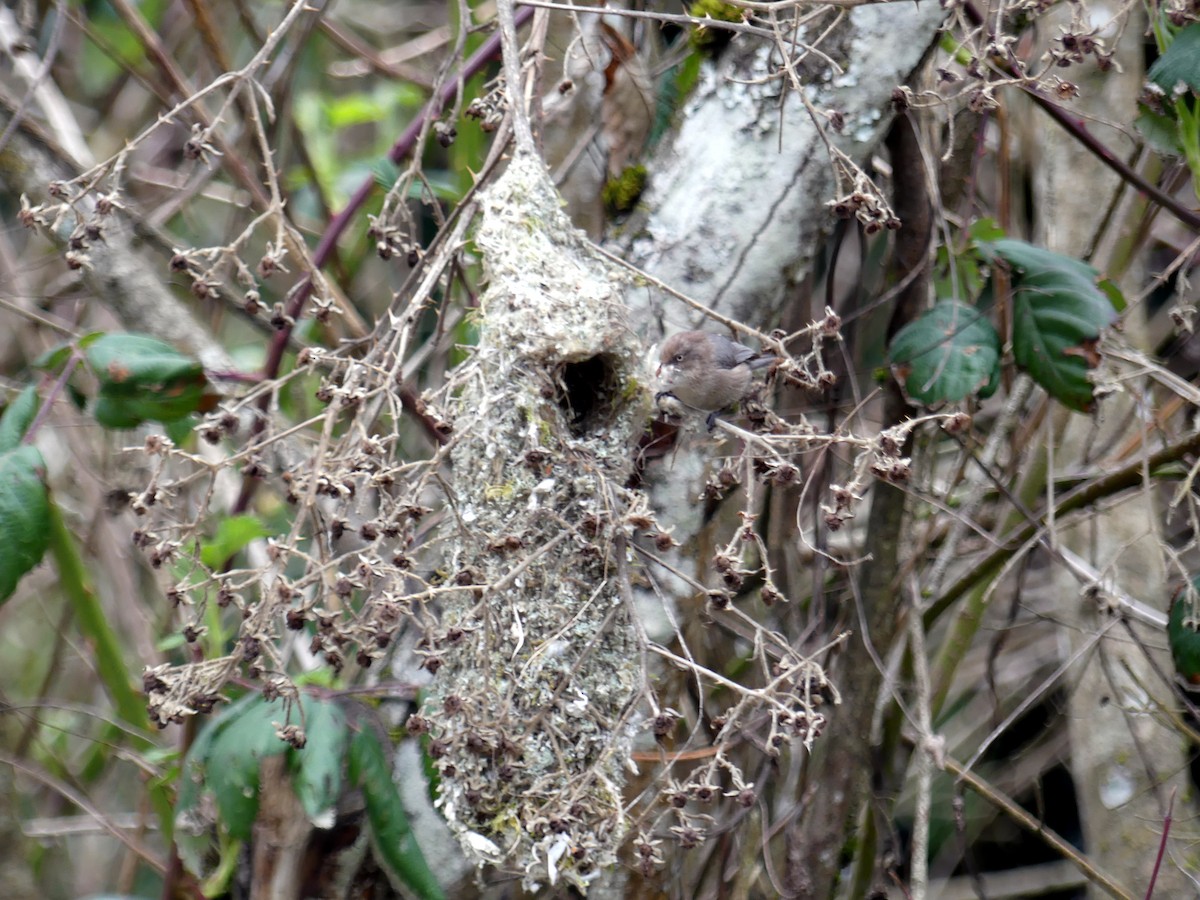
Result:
[655, 331, 777, 429]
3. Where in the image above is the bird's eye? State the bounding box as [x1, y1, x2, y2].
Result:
[674, 354, 684, 363]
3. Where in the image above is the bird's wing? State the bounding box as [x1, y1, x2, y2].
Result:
[711, 334, 759, 369]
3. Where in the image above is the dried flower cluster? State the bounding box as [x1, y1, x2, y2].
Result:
[125, 140, 925, 889]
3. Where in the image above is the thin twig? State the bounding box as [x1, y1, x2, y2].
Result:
[0, 752, 168, 876]
[1143, 789, 1175, 900]
[907, 578, 934, 900]
[942, 753, 1134, 900]
[232, 7, 534, 513]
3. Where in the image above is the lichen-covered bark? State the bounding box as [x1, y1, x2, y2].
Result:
[419, 152, 649, 892]
[620, 0, 950, 653]
[620, 3, 949, 330]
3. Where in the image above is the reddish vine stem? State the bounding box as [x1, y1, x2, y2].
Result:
[1021, 88, 1200, 231]
[962, 1, 1200, 232]
[1143, 789, 1175, 900]
[22, 349, 81, 445]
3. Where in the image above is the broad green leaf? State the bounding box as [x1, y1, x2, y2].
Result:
[0, 445, 51, 603]
[67, 383, 87, 412]
[1148, 23, 1200, 94]
[291, 697, 348, 822]
[34, 343, 73, 373]
[84, 334, 214, 428]
[177, 694, 347, 864]
[324, 84, 423, 129]
[1169, 579, 1200, 684]
[200, 515, 269, 569]
[165, 416, 197, 446]
[0, 386, 39, 451]
[349, 727, 445, 900]
[326, 92, 390, 129]
[980, 239, 1098, 283]
[979, 240, 1118, 412]
[176, 693, 259, 875]
[1136, 108, 1184, 156]
[91, 384, 210, 428]
[967, 217, 1006, 244]
[933, 247, 985, 305]
[203, 697, 294, 841]
[889, 301, 1000, 405]
[90, 395, 144, 430]
[32, 331, 103, 373]
[86, 333, 204, 391]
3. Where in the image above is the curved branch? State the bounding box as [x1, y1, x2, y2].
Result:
[928, 426, 1200, 624]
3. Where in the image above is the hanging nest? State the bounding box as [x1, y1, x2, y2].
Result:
[418, 152, 650, 891]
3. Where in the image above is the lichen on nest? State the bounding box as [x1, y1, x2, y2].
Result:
[419, 152, 650, 891]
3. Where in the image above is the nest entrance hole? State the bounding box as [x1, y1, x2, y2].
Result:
[556, 354, 617, 436]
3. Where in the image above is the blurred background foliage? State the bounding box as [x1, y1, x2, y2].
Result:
[2, 0, 1200, 898]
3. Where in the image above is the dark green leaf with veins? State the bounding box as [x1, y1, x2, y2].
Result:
[889, 300, 1000, 405]
[979, 239, 1119, 412]
[0, 446, 51, 604]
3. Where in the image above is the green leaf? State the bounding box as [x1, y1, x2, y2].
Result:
[967, 217, 1006, 244]
[1097, 276, 1126, 313]
[202, 697, 295, 841]
[200, 515, 269, 569]
[419, 732, 442, 807]
[326, 92, 390, 129]
[86, 333, 204, 390]
[0, 445, 51, 604]
[324, 84, 423, 130]
[1169, 580, 1200, 684]
[84, 334, 214, 428]
[1149, 23, 1200, 94]
[31, 332, 103, 374]
[92, 387, 209, 429]
[176, 693, 259, 875]
[80, 0, 167, 87]
[290, 697, 347, 822]
[0, 386, 39, 451]
[933, 247, 985, 306]
[673, 51, 704, 106]
[349, 727, 445, 900]
[165, 416, 197, 446]
[889, 301, 1001, 405]
[373, 158, 401, 191]
[1136, 108, 1184, 155]
[66, 383, 87, 412]
[177, 694, 343, 862]
[979, 239, 1119, 412]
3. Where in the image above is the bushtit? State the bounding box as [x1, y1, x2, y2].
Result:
[655, 331, 777, 428]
